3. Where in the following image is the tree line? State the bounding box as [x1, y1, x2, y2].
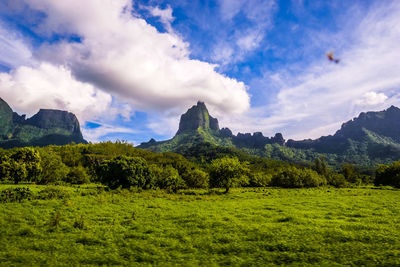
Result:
[0, 141, 398, 191]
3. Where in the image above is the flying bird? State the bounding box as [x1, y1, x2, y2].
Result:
[326, 51, 340, 63]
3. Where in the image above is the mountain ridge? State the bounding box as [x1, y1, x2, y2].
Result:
[138, 102, 400, 167]
[0, 97, 87, 148]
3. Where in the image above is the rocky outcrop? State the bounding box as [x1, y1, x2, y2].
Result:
[0, 97, 87, 148]
[139, 101, 286, 149]
[176, 101, 220, 135]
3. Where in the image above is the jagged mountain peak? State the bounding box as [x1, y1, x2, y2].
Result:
[334, 105, 400, 141]
[0, 97, 87, 148]
[176, 101, 219, 135]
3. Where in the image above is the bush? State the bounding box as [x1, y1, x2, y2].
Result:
[97, 156, 152, 189]
[66, 166, 90, 184]
[37, 152, 69, 184]
[271, 167, 326, 188]
[327, 173, 348, 188]
[182, 169, 209, 188]
[375, 161, 400, 188]
[150, 164, 185, 191]
[209, 157, 249, 193]
[248, 172, 272, 187]
[0, 187, 32, 203]
[37, 186, 70, 200]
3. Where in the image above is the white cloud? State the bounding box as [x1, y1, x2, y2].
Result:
[356, 91, 388, 106]
[218, 1, 400, 140]
[213, 0, 276, 65]
[22, 0, 249, 116]
[236, 30, 263, 51]
[147, 5, 175, 33]
[0, 63, 112, 122]
[0, 22, 32, 68]
[82, 124, 138, 143]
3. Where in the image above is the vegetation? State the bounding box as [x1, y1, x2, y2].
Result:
[0, 141, 399, 265]
[375, 160, 400, 187]
[0, 184, 399, 266]
[0, 142, 377, 191]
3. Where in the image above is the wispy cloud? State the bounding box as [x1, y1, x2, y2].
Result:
[82, 123, 139, 143]
[0, 22, 32, 68]
[218, 1, 400, 140]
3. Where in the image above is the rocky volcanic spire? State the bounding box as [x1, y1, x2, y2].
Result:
[176, 101, 220, 135]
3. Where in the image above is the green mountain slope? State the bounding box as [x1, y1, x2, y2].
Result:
[138, 102, 400, 167]
[0, 97, 87, 148]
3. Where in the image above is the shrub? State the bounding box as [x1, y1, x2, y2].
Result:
[375, 161, 400, 188]
[49, 209, 62, 228]
[182, 169, 209, 188]
[10, 148, 42, 182]
[37, 186, 70, 200]
[150, 164, 185, 191]
[97, 156, 152, 189]
[66, 166, 90, 184]
[271, 167, 326, 188]
[327, 173, 348, 188]
[37, 152, 69, 184]
[0, 187, 32, 203]
[248, 172, 272, 187]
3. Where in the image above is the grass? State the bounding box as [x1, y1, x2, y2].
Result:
[0, 184, 400, 266]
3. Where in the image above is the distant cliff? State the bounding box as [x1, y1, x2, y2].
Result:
[138, 101, 284, 151]
[138, 101, 400, 167]
[0, 97, 87, 148]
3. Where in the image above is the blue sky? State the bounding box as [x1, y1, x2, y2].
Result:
[0, 0, 399, 144]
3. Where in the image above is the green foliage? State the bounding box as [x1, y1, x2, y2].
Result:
[7, 160, 28, 184]
[10, 147, 42, 181]
[326, 173, 348, 188]
[98, 156, 152, 189]
[209, 157, 250, 192]
[375, 161, 400, 187]
[37, 186, 70, 200]
[182, 168, 209, 188]
[271, 167, 327, 188]
[37, 151, 69, 184]
[0, 148, 41, 184]
[0, 187, 32, 202]
[66, 166, 90, 184]
[49, 209, 62, 228]
[0, 185, 400, 266]
[150, 164, 184, 191]
[248, 172, 272, 187]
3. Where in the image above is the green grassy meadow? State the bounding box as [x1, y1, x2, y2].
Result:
[0, 185, 399, 266]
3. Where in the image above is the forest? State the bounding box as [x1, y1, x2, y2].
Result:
[1, 141, 398, 195]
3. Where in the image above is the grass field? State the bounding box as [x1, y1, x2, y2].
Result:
[0, 185, 399, 266]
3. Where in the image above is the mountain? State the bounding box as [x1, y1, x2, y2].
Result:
[138, 102, 400, 167]
[285, 106, 400, 165]
[0, 97, 87, 148]
[138, 101, 286, 152]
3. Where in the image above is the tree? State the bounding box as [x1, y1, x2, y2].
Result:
[182, 168, 209, 188]
[314, 156, 328, 177]
[10, 148, 42, 182]
[98, 156, 152, 189]
[271, 166, 326, 188]
[375, 161, 400, 188]
[0, 154, 28, 184]
[209, 157, 249, 193]
[66, 166, 90, 184]
[9, 161, 28, 184]
[342, 163, 361, 184]
[150, 164, 184, 191]
[37, 151, 69, 184]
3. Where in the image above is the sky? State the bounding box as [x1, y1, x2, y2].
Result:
[0, 0, 399, 144]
